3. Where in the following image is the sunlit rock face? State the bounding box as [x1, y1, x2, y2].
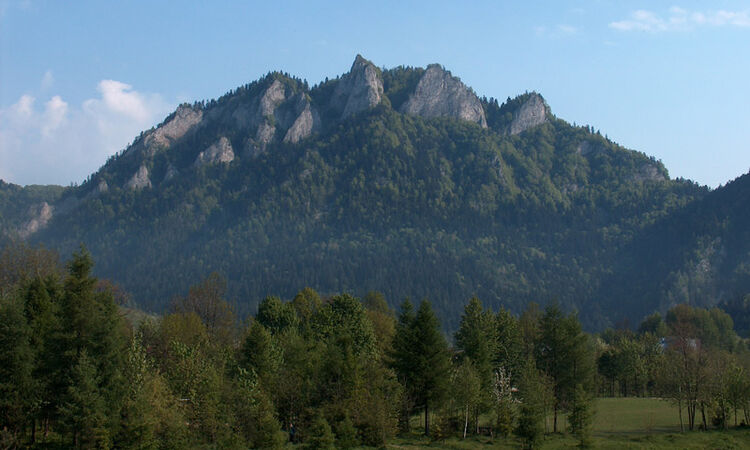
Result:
[509, 93, 548, 135]
[330, 54, 384, 119]
[401, 64, 487, 128]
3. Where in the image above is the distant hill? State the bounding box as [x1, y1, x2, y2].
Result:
[4, 55, 746, 331]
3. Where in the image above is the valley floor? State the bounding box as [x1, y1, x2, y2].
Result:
[385, 398, 750, 449]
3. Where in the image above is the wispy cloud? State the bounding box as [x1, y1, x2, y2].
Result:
[0, 78, 173, 185]
[535, 24, 579, 38]
[611, 7, 750, 32]
[40, 70, 54, 90]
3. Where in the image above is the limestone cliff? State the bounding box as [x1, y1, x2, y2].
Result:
[19, 202, 53, 238]
[140, 105, 203, 155]
[330, 55, 383, 119]
[401, 64, 487, 128]
[195, 137, 235, 166]
[509, 93, 548, 135]
[125, 165, 152, 190]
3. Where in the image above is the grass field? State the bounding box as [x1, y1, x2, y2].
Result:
[593, 397, 680, 434]
[387, 398, 750, 449]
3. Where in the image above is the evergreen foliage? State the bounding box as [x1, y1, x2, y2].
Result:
[8, 61, 740, 334]
[1, 242, 749, 447]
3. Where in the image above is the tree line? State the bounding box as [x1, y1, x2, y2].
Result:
[1, 243, 748, 448]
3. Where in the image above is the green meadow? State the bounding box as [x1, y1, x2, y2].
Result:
[389, 398, 750, 449]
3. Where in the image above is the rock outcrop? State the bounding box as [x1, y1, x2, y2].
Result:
[401, 64, 487, 128]
[96, 179, 109, 193]
[125, 165, 152, 190]
[330, 55, 383, 119]
[141, 105, 203, 155]
[19, 202, 53, 238]
[164, 164, 179, 182]
[509, 93, 548, 135]
[283, 100, 318, 143]
[633, 163, 666, 182]
[195, 137, 235, 166]
[229, 80, 320, 156]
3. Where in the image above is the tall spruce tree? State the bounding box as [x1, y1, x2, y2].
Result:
[0, 296, 35, 443]
[411, 300, 450, 436]
[58, 350, 108, 448]
[535, 303, 594, 433]
[389, 298, 417, 431]
[58, 246, 127, 441]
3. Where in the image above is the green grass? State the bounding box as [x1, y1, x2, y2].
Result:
[593, 397, 681, 434]
[385, 398, 750, 449]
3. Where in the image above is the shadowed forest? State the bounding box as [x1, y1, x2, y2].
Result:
[1, 242, 749, 449]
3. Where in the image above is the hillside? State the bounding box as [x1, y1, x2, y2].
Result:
[4, 55, 743, 331]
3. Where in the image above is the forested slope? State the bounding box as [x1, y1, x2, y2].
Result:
[5, 56, 745, 330]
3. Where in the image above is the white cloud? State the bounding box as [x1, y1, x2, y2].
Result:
[11, 95, 35, 119]
[91, 80, 152, 122]
[610, 7, 750, 32]
[41, 95, 67, 137]
[0, 79, 173, 185]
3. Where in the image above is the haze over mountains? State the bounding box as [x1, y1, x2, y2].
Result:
[1, 55, 748, 331]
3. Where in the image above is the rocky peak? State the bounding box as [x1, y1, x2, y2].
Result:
[259, 80, 287, 117]
[195, 136, 235, 166]
[509, 93, 548, 135]
[330, 55, 384, 119]
[400, 64, 487, 128]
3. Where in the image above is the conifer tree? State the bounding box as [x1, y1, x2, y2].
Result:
[0, 296, 34, 443]
[58, 350, 108, 448]
[391, 299, 451, 435]
[535, 303, 593, 432]
[412, 300, 451, 436]
[568, 383, 593, 448]
[305, 413, 335, 450]
[22, 275, 63, 432]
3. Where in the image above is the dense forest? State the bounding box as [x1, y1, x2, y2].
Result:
[2, 244, 749, 449]
[2, 57, 749, 333]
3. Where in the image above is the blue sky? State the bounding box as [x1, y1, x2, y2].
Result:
[1, 0, 749, 187]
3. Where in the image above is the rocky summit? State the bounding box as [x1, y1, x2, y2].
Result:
[3, 54, 747, 333]
[401, 64, 487, 128]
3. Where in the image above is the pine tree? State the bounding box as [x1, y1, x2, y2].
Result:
[568, 383, 593, 448]
[305, 413, 335, 450]
[58, 350, 108, 448]
[334, 414, 358, 449]
[390, 298, 451, 436]
[535, 303, 593, 432]
[22, 275, 63, 433]
[0, 296, 35, 443]
[411, 300, 451, 436]
[59, 246, 127, 438]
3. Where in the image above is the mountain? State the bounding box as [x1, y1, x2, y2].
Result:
[2, 55, 745, 331]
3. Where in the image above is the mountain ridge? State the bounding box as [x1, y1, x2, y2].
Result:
[3, 55, 745, 332]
